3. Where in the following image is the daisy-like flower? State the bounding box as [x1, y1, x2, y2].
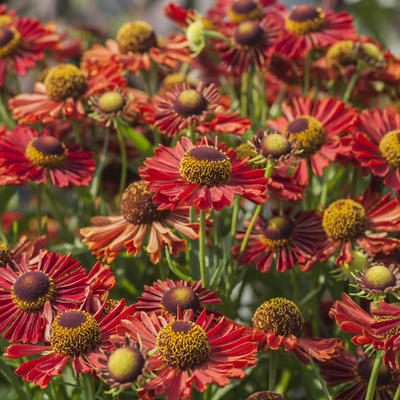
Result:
[116, 309, 258, 399]
[215, 16, 282, 75]
[266, 96, 357, 185]
[81, 20, 190, 74]
[233, 208, 325, 274]
[4, 300, 135, 388]
[135, 279, 221, 316]
[319, 189, 400, 266]
[0, 6, 60, 85]
[0, 251, 88, 343]
[321, 350, 400, 400]
[351, 107, 400, 193]
[9, 63, 125, 124]
[246, 392, 286, 400]
[80, 180, 198, 264]
[274, 4, 356, 57]
[140, 137, 268, 211]
[252, 297, 343, 363]
[155, 81, 250, 136]
[0, 126, 95, 187]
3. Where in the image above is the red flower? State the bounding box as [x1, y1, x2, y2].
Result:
[233, 208, 325, 274]
[4, 300, 135, 388]
[9, 64, 125, 124]
[0, 5, 60, 85]
[135, 279, 221, 316]
[80, 181, 198, 264]
[252, 297, 343, 363]
[140, 137, 268, 211]
[274, 5, 356, 57]
[81, 21, 190, 74]
[319, 189, 400, 266]
[116, 309, 258, 399]
[155, 82, 251, 136]
[321, 350, 400, 400]
[0, 251, 88, 343]
[0, 126, 95, 187]
[266, 97, 358, 185]
[351, 107, 400, 194]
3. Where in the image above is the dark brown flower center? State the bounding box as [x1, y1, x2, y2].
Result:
[12, 271, 55, 312]
[285, 116, 325, 156]
[156, 320, 210, 370]
[173, 89, 208, 117]
[379, 130, 400, 169]
[120, 181, 169, 225]
[361, 265, 395, 291]
[261, 134, 292, 159]
[228, 0, 263, 23]
[261, 216, 295, 248]
[234, 21, 264, 47]
[25, 136, 67, 168]
[247, 392, 286, 400]
[107, 347, 144, 384]
[116, 21, 157, 54]
[50, 310, 101, 356]
[356, 357, 393, 388]
[0, 26, 20, 57]
[286, 5, 325, 35]
[322, 199, 367, 241]
[44, 64, 88, 102]
[252, 297, 304, 337]
[180, 146, 232, 187]
[161, 286, 200, 315]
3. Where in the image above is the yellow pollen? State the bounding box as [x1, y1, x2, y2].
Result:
[177, 90, 202, 108]
[98, 91, 124, 113]
[260, 216, 295, 248]
[107, 347, 144, 383]
[0, 241, 11, 268]
[156, 320, 210, 370]
[0, 16, 13, 27]
[228, 0, 263, 24]
[286, 6, 325, 35]
[284, 115, 325, 156]
[44, 64, 87, 102]
[326, 40, 356, 69]
[116, 21, 157, 54]
[253, 297, 304, 337]
[362, 265, 395, 290]
[379, 130, 400, 169]
[373, 314, 400, 339]
[322, 199, 367, 241]
[25, 137, 68, 168]
[0, 26, 21, 58]
[50, 310, 101, 356]
[180, 146, 232, 187]
[238, 21, 257, 35]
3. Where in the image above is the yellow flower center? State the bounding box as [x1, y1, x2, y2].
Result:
[355, 357, 394, 388]
[252, 297, 304, 337]
[120, 181, 169, 225]
[161, 286, 200, 315]
[261, 134, 292, 159]
[286, 5, 325, 35]
[107, 347, 144, 384]
[44, 64, 87, 102]
[116, 21, 157, 54]
[180, 146, 232, 187]
[98, 91, 125, 113]
[12, 271, 55, 312]
[0, 26, 20, 58]
[379, 130, 400, 169]
[50, 310, 101, 356]
[0, 241, 11, 268]
[233, 20, 264, 48]
[0, 16, 13, 27]
[326, 40, 356, 69]
[228, 0, 263, 23]
[173, 89, 208, 117]
[361, 265, 395, 291]
[25, 136, 68, 168]
[261, 216, 295, 248]
[156, 320, 210, 370]
[284, 116, 325, 156]
[322, 199, 367, 241]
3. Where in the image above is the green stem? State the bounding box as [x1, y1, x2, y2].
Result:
[394, 382, 400, 400]
[240, 71, 249, 116]
[365, 351, 385, 400]
[141, 69, 153, 97]
[304, 50, 312, 97]
[83, 373, 95, 400]
[240, 160, 274, 253]
[188, 124, 196, 143]
[268, 351, 279, 391]
[72, 119, 82, 145]
[343, 61, 363, 102]
[37, 184, 43, 236]
[290, 269, 299, 305]
[320, 181, 328, 208]
[0, 94, 14, 129]
[115, 119, 128, 203]
[230, 196, 240, 244]
[90, 127, 110, 200]
[199, 210, 207, 287]
[12, 71, 21, 94]
[203, 30, 232, 46]
[259, 68, 268, 123]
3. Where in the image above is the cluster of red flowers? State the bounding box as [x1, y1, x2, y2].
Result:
[1, 0, 400, 399]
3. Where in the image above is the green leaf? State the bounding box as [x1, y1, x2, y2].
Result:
[116, 120, 153, 156]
